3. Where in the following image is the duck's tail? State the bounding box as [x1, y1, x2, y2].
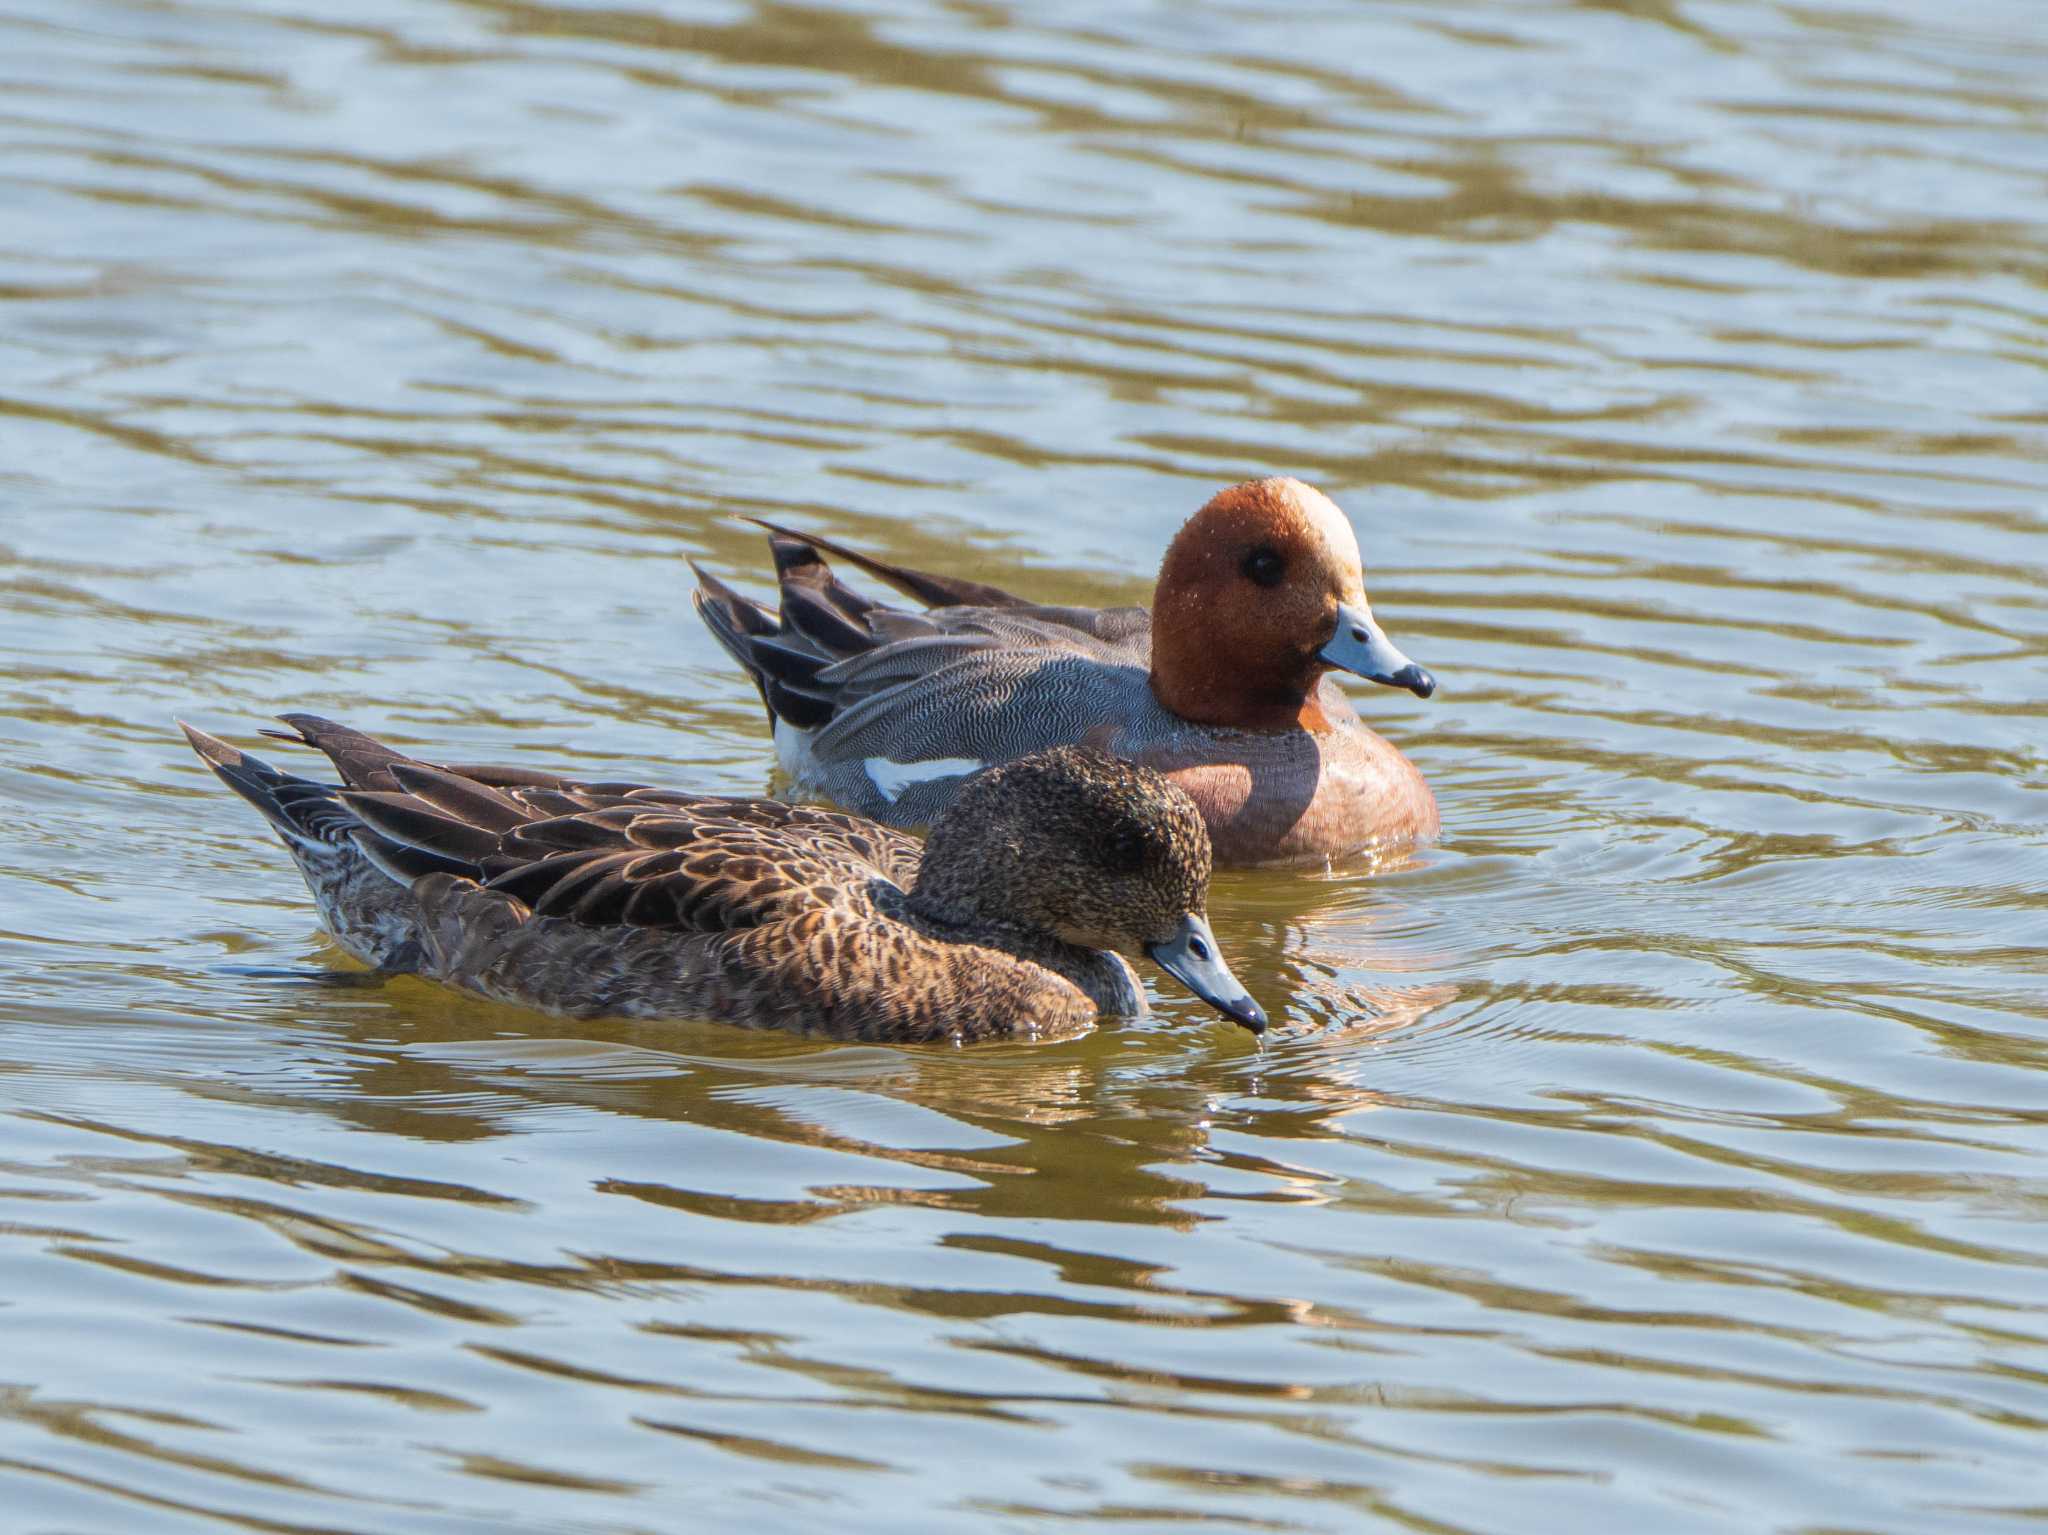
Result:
[179, 721, 362, 853]
[689, 526, 891, 731]
[180, 717, 452, 972]
[691, 560, 836, 730]
[690, 521, 1032, 732]
[739, 518, 1034, 613]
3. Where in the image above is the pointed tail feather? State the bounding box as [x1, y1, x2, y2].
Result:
[179, 721, 359, 851]
[690, 561, 779, 637]
[692, 565, 838, 730]
[692, 520, 1034, 737]
[746, 517, 1033, 611]
[261, 713, 418, 791]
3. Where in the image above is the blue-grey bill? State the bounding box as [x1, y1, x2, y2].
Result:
[1321, 599, 1436, 698]
[1147, 914, 1267, 1035]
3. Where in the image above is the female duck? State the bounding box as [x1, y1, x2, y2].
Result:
[694, 476, 1438, 867]
[181, 716, 1263, 1043]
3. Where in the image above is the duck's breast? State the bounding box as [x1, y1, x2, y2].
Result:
[1135, 704, 1437, 866]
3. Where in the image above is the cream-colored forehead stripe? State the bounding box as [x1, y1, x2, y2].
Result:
[1267, 477, 1364, 584]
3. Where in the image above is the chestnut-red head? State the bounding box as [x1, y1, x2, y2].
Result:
[1148, 477, 1434, 733]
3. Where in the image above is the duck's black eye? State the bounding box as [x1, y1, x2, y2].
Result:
[1242, 545, 1285, 588]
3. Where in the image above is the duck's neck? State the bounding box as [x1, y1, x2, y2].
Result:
[1148, 636, 1334, 734]
[900, 893, 1144, 1017]
[1027, 940, 1144, 1017]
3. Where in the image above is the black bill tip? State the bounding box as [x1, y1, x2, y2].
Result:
[1392, 663, 1436, 699]
[1220, 993, 1268, 1035]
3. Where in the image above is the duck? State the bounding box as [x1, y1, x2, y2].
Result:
[693, 476, 1439, 867]
[179, 715, 1265, 1044]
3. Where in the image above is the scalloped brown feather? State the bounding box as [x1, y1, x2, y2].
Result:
[183, 716, 1118, 1042]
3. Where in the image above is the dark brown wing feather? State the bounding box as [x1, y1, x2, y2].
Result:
[264, 714, 925, 935]
[263, 713, 416, 790]
[190, 716, 1099, 1039]
[519, 802, 919, 932]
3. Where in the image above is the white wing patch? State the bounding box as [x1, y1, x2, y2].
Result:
[865, 755, 982, 804]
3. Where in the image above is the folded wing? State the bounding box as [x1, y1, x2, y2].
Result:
[691, 522, 1154, 748]
[260, 714, 924, 934]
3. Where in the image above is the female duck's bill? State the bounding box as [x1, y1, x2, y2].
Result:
[179, 716, 1267, 1043]
[1147, 913, 1265, 1033]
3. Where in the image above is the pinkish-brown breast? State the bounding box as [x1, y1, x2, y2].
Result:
[1130, 718, 1437, 867]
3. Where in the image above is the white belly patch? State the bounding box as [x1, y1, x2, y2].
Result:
[865, 755, 982, 804]
[773, 717, 818, 779]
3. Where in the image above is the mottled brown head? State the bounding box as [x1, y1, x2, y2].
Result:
[911, 747, 1263, 1031]
[1148, 477, 1435, 733]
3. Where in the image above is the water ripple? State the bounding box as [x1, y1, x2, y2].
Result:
[2, 0, 2046, 1530]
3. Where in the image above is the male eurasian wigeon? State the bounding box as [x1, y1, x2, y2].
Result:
[693, 476, 1439, 866]
[180, 716, 1264, 1043]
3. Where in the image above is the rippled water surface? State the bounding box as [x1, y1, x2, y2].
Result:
[4, 0, 2047, 1529]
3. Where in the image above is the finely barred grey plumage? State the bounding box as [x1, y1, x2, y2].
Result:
[697, 528, 1250, 824]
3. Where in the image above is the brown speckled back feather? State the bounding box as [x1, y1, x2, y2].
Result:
[184, 715, 1112, 1043]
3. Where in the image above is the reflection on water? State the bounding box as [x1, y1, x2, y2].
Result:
[3, 0, 2047, 1528]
